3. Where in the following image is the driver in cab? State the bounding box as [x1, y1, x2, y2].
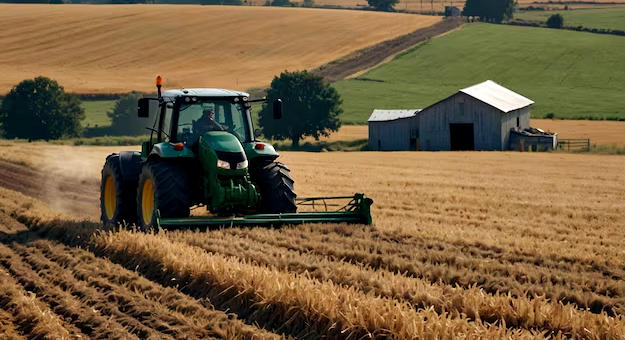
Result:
[194, 109, 227, 134]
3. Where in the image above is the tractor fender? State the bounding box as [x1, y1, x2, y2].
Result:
[119, 151, 143, 183]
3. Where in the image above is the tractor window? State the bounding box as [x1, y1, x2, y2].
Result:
[177, 99, 250, 144]
[161, 104, 173, 142]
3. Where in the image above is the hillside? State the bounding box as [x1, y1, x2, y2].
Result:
[334, 23, 625, 123]
[0, 4, 440, 94]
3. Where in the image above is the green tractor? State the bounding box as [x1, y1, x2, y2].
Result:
[100, 76, 373, 231]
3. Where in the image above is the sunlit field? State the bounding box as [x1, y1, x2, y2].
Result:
[0, 4, 440, 94]
[0, 141, 623, 337]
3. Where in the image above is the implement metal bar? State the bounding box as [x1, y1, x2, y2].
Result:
[156, 193, 373, 229]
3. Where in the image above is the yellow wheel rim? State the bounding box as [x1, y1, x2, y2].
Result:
[103, 175, 116, 220]
[141, 179, 155, 225]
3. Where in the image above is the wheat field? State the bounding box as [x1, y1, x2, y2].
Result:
[0, 4, 440, 94]
[0, 141, 624, 338]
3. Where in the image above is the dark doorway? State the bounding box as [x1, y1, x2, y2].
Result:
[449, 123, 475, 150]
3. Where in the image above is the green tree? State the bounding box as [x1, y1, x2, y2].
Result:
[367, 0, 398, 11]
[258, 70, 342, 148]
[0, 76, 84, 140]
[546, 13, 564, 28]
[106, 92, 148, 136]
[463, 0, 515, 23]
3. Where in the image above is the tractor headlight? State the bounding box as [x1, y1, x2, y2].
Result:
[236, 160, 248, 169]
[217, 159, 230, 169]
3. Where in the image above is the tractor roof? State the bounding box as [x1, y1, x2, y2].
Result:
[162, 88, 250, 100]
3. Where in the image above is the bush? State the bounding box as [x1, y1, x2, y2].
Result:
[546, 13, 564, 28]
[544, 113, 556, 119]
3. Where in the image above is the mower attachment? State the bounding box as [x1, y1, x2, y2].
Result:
[155, 193, 373, 229]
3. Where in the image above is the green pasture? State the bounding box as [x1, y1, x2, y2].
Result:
[516, 7, 625, 31]
[82, 100, 116, 127]
[334, 23, 625, 124]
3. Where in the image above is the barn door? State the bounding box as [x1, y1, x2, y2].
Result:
[449, 123, 475, 151]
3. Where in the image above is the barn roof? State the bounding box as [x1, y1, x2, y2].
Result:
[367, 109, 421, 122]
[459, 80, 534, 113]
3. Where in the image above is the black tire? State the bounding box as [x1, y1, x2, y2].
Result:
[250, 160, 297, 214]
[100, 154, 138, 229]
[136, 161, 191, 231]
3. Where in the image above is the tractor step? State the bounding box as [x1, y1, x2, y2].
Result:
[155, 193, 373, 229]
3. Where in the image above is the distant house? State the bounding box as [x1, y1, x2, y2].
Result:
[367, 109, 420, 151]
[418, 80, 534, 151]
[367, 80, 535, 151]
[445, 6, 461, 17]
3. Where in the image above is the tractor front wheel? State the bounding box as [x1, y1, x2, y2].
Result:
[136, 161, 191, 231]
[250, 160, 297, 214]
[100, 155, 138, 229]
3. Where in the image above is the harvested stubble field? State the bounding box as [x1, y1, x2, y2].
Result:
[0, 4, 440, 94]
[0, 141, 624, 338]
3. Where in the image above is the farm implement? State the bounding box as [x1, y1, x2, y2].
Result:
[99, 76, 373, 230]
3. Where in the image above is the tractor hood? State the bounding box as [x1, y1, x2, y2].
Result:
[202, 131, 245, 154]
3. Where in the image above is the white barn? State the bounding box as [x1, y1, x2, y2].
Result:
[418, 80, 534, 151]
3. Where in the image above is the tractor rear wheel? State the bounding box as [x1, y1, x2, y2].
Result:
[100, 155, 138, 229]
[250, 160, 297, 214]
[136, 160, 191, 231]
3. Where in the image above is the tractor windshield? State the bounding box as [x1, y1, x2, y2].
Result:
[176, 99, 250, 144]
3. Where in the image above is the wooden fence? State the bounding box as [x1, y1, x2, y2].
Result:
[557, 139, 590, 151]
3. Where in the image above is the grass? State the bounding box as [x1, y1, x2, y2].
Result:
[81, 100, 116, 128]
[516, 7, 625, 31]
[0, 4, 440, 95]
[1, 146, 625, 337]
[334, 23, 625, 123]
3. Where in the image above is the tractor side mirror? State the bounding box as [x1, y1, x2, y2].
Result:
[273, 99, 282, 119]
[138, 98, 150, 118]
[254, 128, 262, 138]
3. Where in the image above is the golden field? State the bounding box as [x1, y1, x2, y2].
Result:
[0, 4, 440, 94]
[0, 141, 624, 338]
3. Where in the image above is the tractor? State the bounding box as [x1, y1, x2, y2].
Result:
[99, 76, 372, 230]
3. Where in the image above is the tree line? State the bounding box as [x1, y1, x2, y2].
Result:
[0, 73, 342, 148]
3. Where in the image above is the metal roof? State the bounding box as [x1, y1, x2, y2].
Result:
[368, 109, 421, 122]
[459, 80, 534, 113]
[162, 88, 250, 99]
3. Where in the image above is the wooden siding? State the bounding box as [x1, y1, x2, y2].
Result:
[500, 106, 531, 149]
[418, 93, 503, 151]
[368, 116, 419, 151]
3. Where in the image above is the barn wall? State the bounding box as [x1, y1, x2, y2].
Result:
[500, 106, 531, 149]
[368, 116, 419, 151]
[418, 93, 502, 151]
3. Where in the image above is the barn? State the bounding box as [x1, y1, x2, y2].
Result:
[418, 80, 534, 151]
[367, 109, 420, 151]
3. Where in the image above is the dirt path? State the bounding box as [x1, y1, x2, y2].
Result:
[0, 159, 100, 220]
[312, 17, 464, 82]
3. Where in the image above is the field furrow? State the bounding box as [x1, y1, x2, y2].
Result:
[209, 225, 625, 315]
[27, 239, 283, 340]
[0, 242, 143, 339]
[166, 226, 625, 335]
[0, 264, 83, 339]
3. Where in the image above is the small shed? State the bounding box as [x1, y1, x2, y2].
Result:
[418, 80, 534, 151]
[368, 109, 421, 151]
